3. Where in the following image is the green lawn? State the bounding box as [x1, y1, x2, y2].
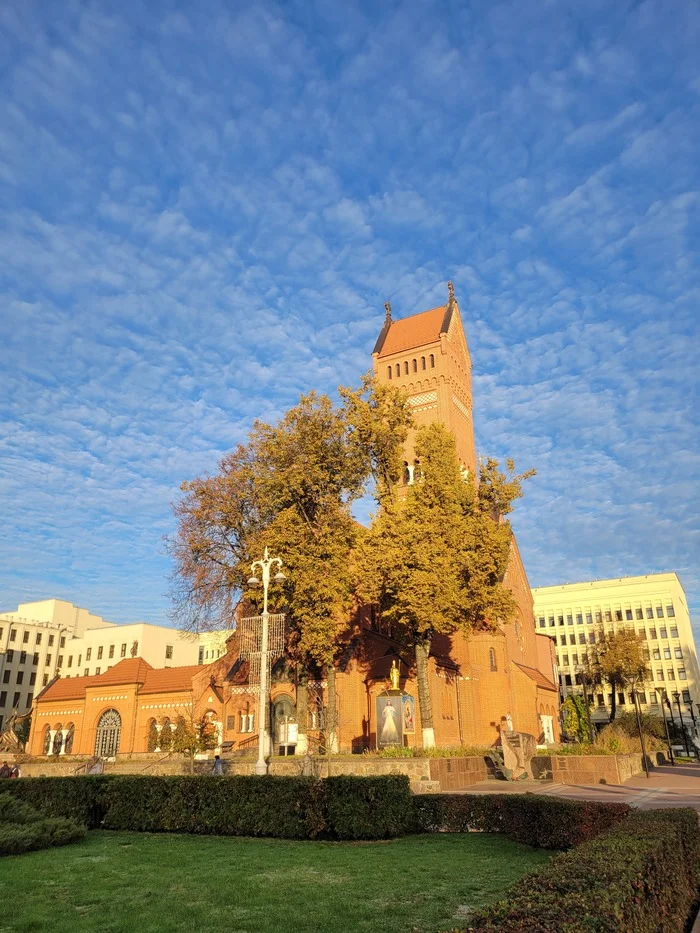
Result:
[0, 831, 549, 933]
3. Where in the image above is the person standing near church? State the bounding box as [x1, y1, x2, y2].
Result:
[212, 755, 224, 776]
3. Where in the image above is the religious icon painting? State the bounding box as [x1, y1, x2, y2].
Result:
[402, 695, 416, 735]
[376, 695, 403, 747]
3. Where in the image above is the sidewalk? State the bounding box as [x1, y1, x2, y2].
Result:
[461, 763, 700, 811]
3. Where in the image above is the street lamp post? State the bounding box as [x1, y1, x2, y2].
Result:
[686, 703, 699, 760]
[658, 689, 675, 766]
[673, 691, 691, 758]
[248, 547, 286, 776]
[631, 676, 650, 779]
[664, 689, 679, 756]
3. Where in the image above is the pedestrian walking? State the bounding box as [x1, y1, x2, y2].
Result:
[212, 755, 224, 776]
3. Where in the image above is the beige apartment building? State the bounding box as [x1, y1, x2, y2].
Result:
[0, 598, 230, 731]
[0, 599, 114, 731]
[532, 574, 700, 734]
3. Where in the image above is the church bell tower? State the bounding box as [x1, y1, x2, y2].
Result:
[371, 282, 476, 484]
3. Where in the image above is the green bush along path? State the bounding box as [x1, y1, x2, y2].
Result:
[0, 830, 549, 933]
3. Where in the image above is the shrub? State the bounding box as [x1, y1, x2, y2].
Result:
[464, 808, 700, 932]
[413, 793, 630, 849]
[0, 792, 86, 857]
[101, 775, 326, 838]
[324, 775, 413, 839]
[1, 776, 106, 826]
[3, 774, 413, 840]
[560, 694, 592, 742]
[614, 710, 665, 741]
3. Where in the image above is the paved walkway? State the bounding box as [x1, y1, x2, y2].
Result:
[464, 763, 700, 810]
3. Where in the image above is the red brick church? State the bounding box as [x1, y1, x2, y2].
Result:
[28, 285, 559, 758]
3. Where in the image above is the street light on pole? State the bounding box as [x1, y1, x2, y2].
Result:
[247, 547, 286, 776]
[630, 674, 650, 779]
[673, 691, 691, 758]
[663, 689, 679, 756]
[657, 689, 675, 766]
[686, 702, 699, 760]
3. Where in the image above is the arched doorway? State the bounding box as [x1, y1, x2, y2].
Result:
[273, 694, 296, 754]
[94, 709, 121, 758]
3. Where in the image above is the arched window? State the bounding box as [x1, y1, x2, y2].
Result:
[147, 718, 159, 752]
[159, 716, 173, 750]
[395, 363, 400, 378]
[387, 366, 392, 379]
[489, 648, 497, 672]
[412, 359, 417, 373]
[52, 723, 63, 756]
[421, 357, 426, 370]
[429, 354, 435, 368]
[64, 723, 75, 755]
[94, 709, 121, 758]
[403, 361, 409, 375]
[42, 725, 51, 755]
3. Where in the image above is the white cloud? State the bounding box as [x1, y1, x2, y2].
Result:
[0, 0, 698, 642]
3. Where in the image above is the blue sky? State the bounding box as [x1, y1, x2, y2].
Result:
[1, 1, 699, 639]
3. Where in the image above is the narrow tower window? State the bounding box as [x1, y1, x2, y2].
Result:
[489, 648, 497, 672]
[421, 357, 426, 370]
[395, 364, 400, 377]
[429, 354, 435, 368]
[404, 361, 409, 375]
[412, 359, 417, 372]
[387, 366, 392, 379]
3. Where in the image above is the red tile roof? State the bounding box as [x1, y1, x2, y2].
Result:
[376, 306, 447, 357]
[140, 665, 204, 695]
[514, 662, 558, 692]
[35, 658, 202, 703]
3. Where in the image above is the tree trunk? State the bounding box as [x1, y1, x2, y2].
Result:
[295, 669, 308, 755]
[609, 680, 617, 723]
[415, 639, 435, 749]
[326, 664, 339, 754]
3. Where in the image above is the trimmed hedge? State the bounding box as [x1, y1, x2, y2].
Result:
[3, 775, 104, 827]
[2, 774, 414, 840]
[413, 793, 631, 849]
[0, 792, 85, 857]
[325, 775, 412, 840]
[464, 808, 700, 932]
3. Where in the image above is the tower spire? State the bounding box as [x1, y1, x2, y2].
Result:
[384, 300, 392, 324]
[447, 280, 455, 303]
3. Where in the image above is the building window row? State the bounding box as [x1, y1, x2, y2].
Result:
[386, 355, 435, 379]
[539, 603, 676, 630]
[0, 628, 56, 646]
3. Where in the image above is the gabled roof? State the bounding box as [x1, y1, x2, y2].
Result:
[96, 658, 153, 685]
[514, 662, 558, 692]
[140, 665, 204, 695]
[374, 305, 452, 358]
[34, 658, 203, 704]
